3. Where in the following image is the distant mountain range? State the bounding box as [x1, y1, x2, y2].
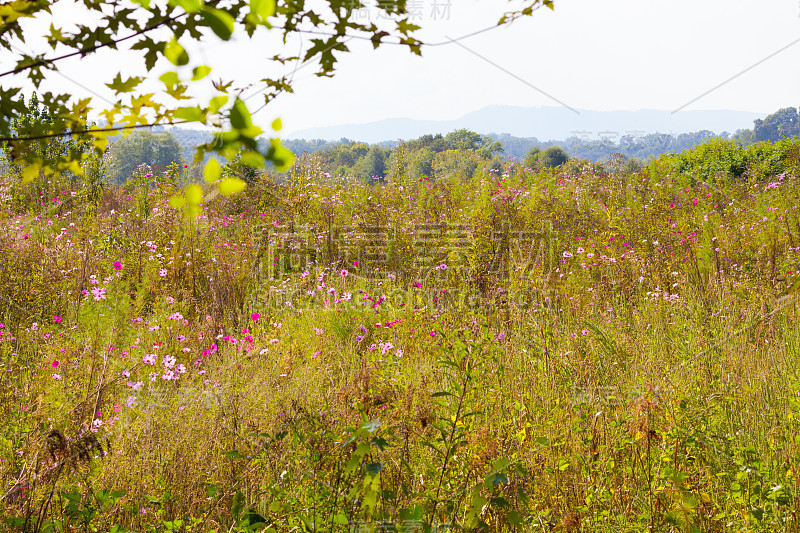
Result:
[285, 105, 765, 143]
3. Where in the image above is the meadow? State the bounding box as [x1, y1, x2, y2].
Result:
[3, 142, 800, 532]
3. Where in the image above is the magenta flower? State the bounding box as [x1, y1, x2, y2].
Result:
[692, 198, 699, 206]
[113, 261, 122, 270]
[52, 360, 59, 368]
[52, 316, 63, 324]
[251, 313, 260, 321]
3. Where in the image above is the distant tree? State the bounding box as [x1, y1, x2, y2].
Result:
[540, 146, 569, 168]
[354, 145, 389, 182]
[432, 149, 482, 180]
[108, 130, 184, 183]
[444, 129, 504, 158]
[733, 128, 754, 147]
[407, 134, 452, 153]
[523, 146, 542, 168]
[319, 142, 370, 172]
[445, 129, 483, 151]
[407, 148, 435, 180]
[623, 157, 645, 174]
[753, 107, 800, 142]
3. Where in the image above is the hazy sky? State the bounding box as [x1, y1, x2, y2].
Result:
[7, 0, 800, 136]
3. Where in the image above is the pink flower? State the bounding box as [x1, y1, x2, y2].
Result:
[52, 360, 59, 368]
[52, 316, 63, 324]
[91, 287, 106, 301]
[113, 261, 123, 270]
[52, 373, 62, 380]
[159, 268, 167, 277]
[692, 198, 699, 206]
[251, 313, 260, 321]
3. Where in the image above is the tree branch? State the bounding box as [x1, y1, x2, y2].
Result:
[0, 13, 187, 79]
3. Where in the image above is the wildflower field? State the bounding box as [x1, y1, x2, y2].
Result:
[4, 141, 800, 532]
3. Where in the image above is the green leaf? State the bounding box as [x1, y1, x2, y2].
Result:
[22, 164, 40, 183]
[174, 106, 206, 123]
[250, 0, 276, 20]
[397, 19, 421, 35]
[200, 8, 235, 40]
[271, 118, 282, 131]
[185, 203, 203, 219]
[169, 0, 202, 12]
[219, 178, 246, 195]
[489, 472, 508, 488]
[192, 66, 211, 80]
[185, 183, 203, 204]
[168, 195, 186, 208]
[239, 151, 264, 168]
[204, 483, 219, 498]
[164, 39, 189, 66]
[362, 419, 382, 433]
[106, 73, 144, 93]
[204, 158, 221, 183]
[365, 462, 384, 474]
[208, 95, 228, 114]
[222, 450, 244, 459]
[229, 98, 253, 130]
[266, 138, 294, 171]
[159, 71, 180, 88]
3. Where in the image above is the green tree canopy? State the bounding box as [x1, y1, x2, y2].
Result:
[354, 145, 389, 182]
[523, 146, 541, 168]
[107, 130, 184, 183]
[540, 145, 569, 168]
[753, 107, 800, 143]
[444, 129, 504, 158]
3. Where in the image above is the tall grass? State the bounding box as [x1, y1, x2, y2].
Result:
[2, 151, 800, 531]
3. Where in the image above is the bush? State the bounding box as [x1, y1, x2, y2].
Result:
[540, 145, 569, 168]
